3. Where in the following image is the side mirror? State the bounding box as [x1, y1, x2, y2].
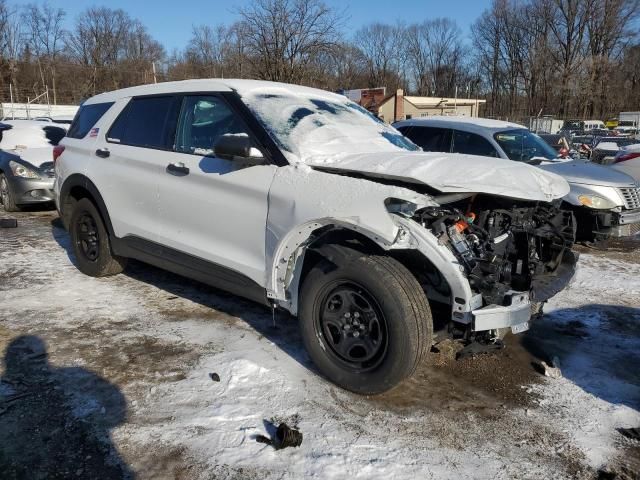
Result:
[214, 134, 265, 163]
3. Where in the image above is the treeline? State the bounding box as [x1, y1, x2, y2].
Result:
[0, 0, 638, 121]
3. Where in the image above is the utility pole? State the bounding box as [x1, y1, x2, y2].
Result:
[152, 62, 157, 84]
[9, 84, 14, 119]
[454, 85, 458, 114]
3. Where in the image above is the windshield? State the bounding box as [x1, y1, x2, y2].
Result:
[494, 129, 559, 162]
[240, 88, 419, 162]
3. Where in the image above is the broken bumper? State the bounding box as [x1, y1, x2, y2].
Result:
[471, 250, 578, 333]
[612, 209, 640, 237]
[472, 291, 531, 332]
[592, 209, 640, 238]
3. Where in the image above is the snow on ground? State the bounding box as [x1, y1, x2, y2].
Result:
[0, 212, 639, 479]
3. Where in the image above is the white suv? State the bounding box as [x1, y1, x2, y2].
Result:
[55, 80, 577, 394]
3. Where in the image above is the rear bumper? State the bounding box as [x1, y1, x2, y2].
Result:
[10, 176, 55, 205]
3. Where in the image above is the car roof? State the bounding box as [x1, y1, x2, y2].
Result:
[84, 79, 348, 105]
[394, 116, 526, 135]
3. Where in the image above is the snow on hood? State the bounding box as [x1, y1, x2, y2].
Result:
[237, 84, 567, 201]
[11, 147, 54, 168]
[239, 85, 419, 164]
[1, 122, 55, 150]
[308, 151, 570, 202]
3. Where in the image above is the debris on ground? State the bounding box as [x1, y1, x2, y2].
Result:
[456, 339, 505, 360]
[430, 339, 464, 363]
[533, 357, 562, 379]
[274, 423, 303, 449]
[254, 423, 303, 450]
[208, 373, 220, 382]
[0, 218, 17, 228]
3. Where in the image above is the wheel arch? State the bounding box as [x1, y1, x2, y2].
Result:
[270, 219, 465, 319]
[59, 174, 114, 236]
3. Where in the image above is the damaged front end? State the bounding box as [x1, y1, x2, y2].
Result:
[415, 195, 577, 333]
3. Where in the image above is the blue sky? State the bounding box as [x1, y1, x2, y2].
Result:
[17, 0, 490, 52]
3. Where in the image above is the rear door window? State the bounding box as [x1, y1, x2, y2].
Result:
[107, 96, 181, 150]
[452, 130, 498, 157]
[67, 102, 114, 139]
[402, 126, 452, 152]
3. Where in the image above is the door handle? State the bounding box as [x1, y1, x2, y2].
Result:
[95, 148, 110, 158]
[166, 162, 190, 176]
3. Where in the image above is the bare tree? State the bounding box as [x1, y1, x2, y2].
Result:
[23, 2, 65, 103]
[185, 24, 229, 77]
[0, 0, 24, 101]
[66, 7, 163, 96]
[354, 22, 405, 90]
[406, 18, 465, 97]
[583, 0, 640, 117]
[237, 0, 343, 83]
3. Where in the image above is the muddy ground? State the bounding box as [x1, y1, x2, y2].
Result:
[0, 210, 639, 479]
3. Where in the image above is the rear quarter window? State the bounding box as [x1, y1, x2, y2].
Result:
[107, 96, 180, 150]
[402, 126, 452, 152]
[67, 102, 114, 139]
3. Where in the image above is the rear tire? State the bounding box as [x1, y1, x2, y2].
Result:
[69, 198, 127, 277]
[0, 174, 20, 212]
[299, 245, 433, 395]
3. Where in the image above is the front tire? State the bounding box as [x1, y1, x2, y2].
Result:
[69, 198, 127, 277]
[0, 174, 19, 212]
[299, 246, 433, 395]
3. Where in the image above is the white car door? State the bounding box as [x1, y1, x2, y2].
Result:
[95, 95, 182, 242]
[157, 94, 277, 286]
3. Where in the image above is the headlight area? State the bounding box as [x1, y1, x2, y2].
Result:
[577, 194, 617, 210]
[9, 160, 40, 179]
[413, 195, 576, 308]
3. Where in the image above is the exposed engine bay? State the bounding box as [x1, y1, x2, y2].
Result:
[415, 195, 577, 307]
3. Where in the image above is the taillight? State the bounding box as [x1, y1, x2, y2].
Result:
[614, 151, 640, 163]
[53, 145, 65, 164]
[559, 147, 569, 157]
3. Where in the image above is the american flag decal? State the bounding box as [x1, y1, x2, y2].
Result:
[89, 127, 99, 137]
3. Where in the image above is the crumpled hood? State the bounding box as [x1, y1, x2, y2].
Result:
[307, 151, 570, 202]
[539, 160, 636, 187]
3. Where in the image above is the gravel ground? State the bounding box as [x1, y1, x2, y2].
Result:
[0, 210, 639, 480]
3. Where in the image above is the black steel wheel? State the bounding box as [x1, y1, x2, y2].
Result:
[316, 281, 388, 372]
[75, 212, 100, 262]
[299, 245, 433, 395]
[69, 198, 127, 277]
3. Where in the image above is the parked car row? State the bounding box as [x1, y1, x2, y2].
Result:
[394, 116, 640, 241]
[0, 80, 637, 394]
[0, 120, 66, 211]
